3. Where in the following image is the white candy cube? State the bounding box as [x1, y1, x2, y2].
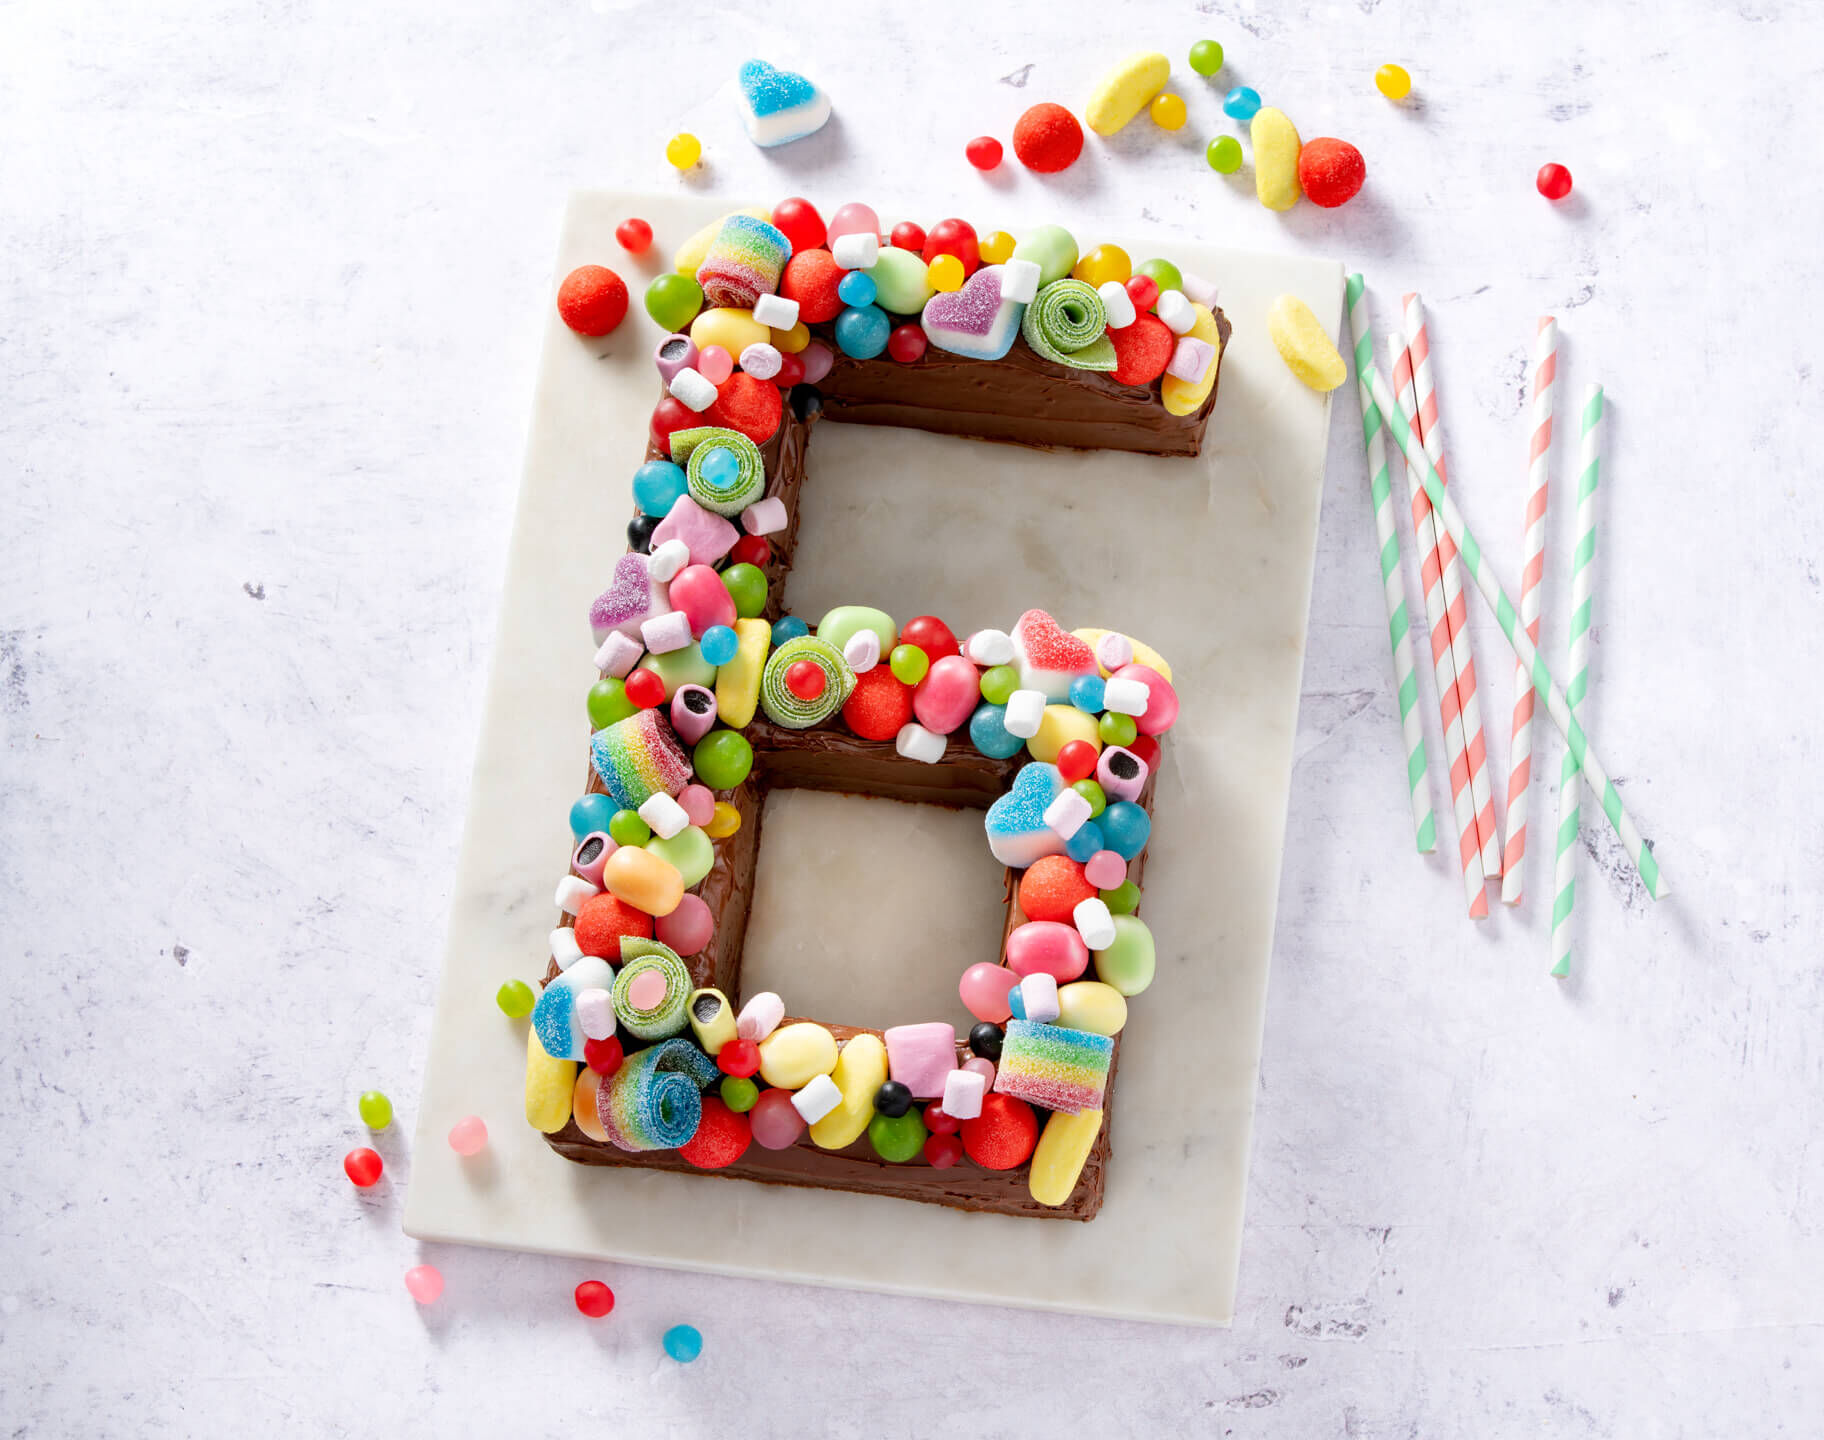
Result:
[1103, 676, 1151, 716]
[895, 722, 946, 765]
[941, 1068, 986, 1121]
[554, 875, 600, 915]
[791, 1073, 843, 1125]
[1001, 258, 1042, 306]
[966, 629, 1015, 666]
[648, 537, 691, 582]
[1018, 972, 1061, 1024]
[1044, 788, 1092, 840]
[751, 293, 800, 330]
[831, 231, 879, 269]
[549, 926, 584, 970]
[668, 367, 717, 411]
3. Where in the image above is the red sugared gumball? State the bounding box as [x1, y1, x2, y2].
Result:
[614, 218, 653, 254]
[730, 533, 771, 568]
[780, 248, 845, 324]
[679, 1097, 752, 1169]
[890, 221, 927, 253]
[624, 669, 665, 709]
[1296, 137, 1366, 209]
[650, 395, 695, 451]
[887, 324, 927, 363]
[1012, 103, 1084, 174]
[584, 1035, 624, 1077]
[1124, 274, 1160, 313]
[961, 1094, 1038, 1170]
[771, 197, 827, 254]
[965, 135, 1004, 171]
[1055, 740, 1098, 783]
[557, 266, 629, 337]
[898, 615, 959, 664]
[717, 1038, 760, 1078]
[574, 1280, 615, 1318]
[924, 1105, 961, 1136]
[922, 219, 980, 278]
[842, 664, 915, 741]
[344, 1147, 383, 1187]
[924, 1132, 964, 1169]
[1127, 733, 1162, 774]
[574, 892, 655, 958]
[1107, 314, 1175, 387]
[1018, 855, 1096, 924]
[785, 660, 826, 700]
[773, 352, 805, 389]
[703, 372, 783, 446]
[1536, 162, 1573, 201]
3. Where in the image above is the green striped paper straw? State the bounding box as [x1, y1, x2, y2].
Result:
[1362, 361, 1668, 903]
[1551, 385, 1603, 975]
[1347, 275, 1437, 853]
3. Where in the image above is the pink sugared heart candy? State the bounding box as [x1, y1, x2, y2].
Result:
[912, 654, 980, 735]
[1004, 920, 1089, 981]
[448, 1115, 489, 1156]
[667, 564, 737, 637]
[960, 962, 1018, 1022]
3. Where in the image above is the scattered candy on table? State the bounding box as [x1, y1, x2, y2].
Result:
[1251, 107, 1302, 211]
[616, 217, 653, 254]
[575, 1280, 616, 1318]
[965, 136, 1003, 170]
[358, 1090, 393, 1129]
[1085, 51, 1171, 136]
[1298, 138, 1366, 209]
[1206, 135, 1242, 174]
[735, 59, 831, 148]
[1149, 92, 1187, 131]
[1375, 63, 1412, 100]
[344, 1148, 383, 1188]
[1537, 162, 1573, 201]
[1268, 293, 1347, 392]
[404, 1265, 444, 1304]
[1222, 86, 1261, 122]
[1189, 39, 1224, 77]
[1012, 102, 1084, 173]
[557, 266, 629, 337]
[665, 133, 701, 170]
[663, 1323, 703, 1362]
[448, 1115, 489, 1156]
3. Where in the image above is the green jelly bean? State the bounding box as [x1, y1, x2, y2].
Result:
[1098, 710, 1138, 747]
[1071, 779, 1107, 818]
[889, 644, 929, 685]
[721, 563, 767, 619]
[358, 1090, 393, 1129]
[720, 1076, 759, 1112]
[1100, 879, 1141, 915]
[980, 665, 1019, 705]
[588, 677, 637, 730]
[1134, 258, 1184, 296]
[496, 979, 536, 1018]
[645, 272, 704, 333]
[609, 809, 651, 846]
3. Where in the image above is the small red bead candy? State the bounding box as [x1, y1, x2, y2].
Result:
[785, 659, 827, 700]
[584, 1035, 624, 1076]
[1127, 733, 1162, 774]
[344, 1147, 383, 1187]
[770, 196, 827, 254]
[773, 351, 805, 389]
[924, 1105, 961, 1136]
[898, 614, 959, 663]
[717, 1037, 760, 1078]
[1056, 740, 1099, 783]
[887, 324, 927, 364]
[614, 217, 653, 254]
[556, 265, 629, 337]
[924, 1132, 965, 1169]
[1124, 274, 1160, 312]
[650, 396, 695, 451]
[624, 669, 666, 709]
[574, 1280, 615, 1318]
[965, 136, 1003, 171]
[1536, 162, 1573, 201]
[730, 534, 771, 568]
[921, 219, 981, 278]
[890, 221, 927, 253]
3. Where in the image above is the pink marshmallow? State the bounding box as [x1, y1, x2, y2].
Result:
[640, 610, 693, 655]
[884, 1022, 957, 1099]
[1167, 336, 1215, 382]
[593, 631, 644, 679]
[651, 495, 738, 568]
[742, 496, 788, 535]
[941, 1068, 986, 1121]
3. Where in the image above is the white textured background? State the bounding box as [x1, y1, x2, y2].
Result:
[3, 0, 1818, 1434]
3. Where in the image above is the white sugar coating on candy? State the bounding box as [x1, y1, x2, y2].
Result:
[984, 760, 1069, 869]
[1044, 788, 1092, 839]
[1018, 972, 1061, 1024]
[830, 231, 879, 269]
[594, 631, 644, 678]
[843, 630, 880, 674]
[1097, 280, 1137, 331]
[751, 293, 799, 330]
[554, 875, 600, 914]
[531, 955, 615, 1060]
[942, 1068, 986, 1120]
[1072, 896, 1117, 951]
[1095, 632, 1134, 672]
[668, 367, 718, 412]
[895, 721, 947, 765]
[1156, 290, 1196, 335]
[641, 610, 692, 655]
[736, 991, 785, 1042]
[648, 537, 691, 583]
[1103, 676, 1151, 716]
[739, 342, 782, 380]
[1168, 336, 1216, 382]
[1001, 258, 1042, 306]
[736, 58, 833, 148]
[966, 629, 1015, 666]
[790, 1073, 843, 1125]
[590, 551, 667, 644]
[1003, 688, 1048, 739]
[741, 496, 787, 535]
[923, 265, 1022, 361]
[550, 926, 584, 969]
[575, 988, 615, 1041]
[638, 792, 689, 840]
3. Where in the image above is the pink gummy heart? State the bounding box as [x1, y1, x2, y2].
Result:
[922, 265, 1006, 338]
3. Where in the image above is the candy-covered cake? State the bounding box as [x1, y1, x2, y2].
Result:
[523, 197, 1213, 1219]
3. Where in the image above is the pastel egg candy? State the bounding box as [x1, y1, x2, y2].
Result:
[1028, 1107, 1104, 1207]
[757, 1021, 840, 1089]
[1084, 51, 1172, 136]
[883, 1021, 958, 1099]
[1011, 225, 1079, 288]
[867, 245, 934, 316]
[1113, 662, 1180, 734]
[993, 1019, 1112, 1114]
[525, 1025, 577, 1134]
[601, 844, 686, 917]
[571, 1068, 609, 1142]
[645, 824, 714, 889]
[815, 604, 897, 657]
[659, 891, 715, 955]
[714, 617, 771, 730]
[1072, 628, 1173, 683]
[749, 1087, 806, 1149]
[1159, 303, 1224, 417]
[635, 641, 717, 702]
[1011, 609, 1099, 700]
[674, 207, 771, 276]
[1267, 293, 1347, 392]
[912, 654, 982, 736]
[1004, 919, 1090, 982]
[808, 1033, 889, 1150]
[1055, 980, 1128, 1036]
[1027, 703, 1102, 765]
[589, 551, 667, 644]
[590, 709, 691, 811]
[921, 264, 1024, 361]
[1092, 914, 1156, 995]
[689, 306, 772, 361]
[959, 961, 1018, 1022]
[735, 58, 832, 148]
[532, 956, 616, 1061]
[1251, 106, 1304, 211]
[984, 761, 1070, 869]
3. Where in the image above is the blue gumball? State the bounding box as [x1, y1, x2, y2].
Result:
[837, 271, 878, 308]
[1065, 818, 1106, 862]
[698, 445, 740, 489]
[700, 624, 739, 667]
[1099, 800, 1152, 860]
[1068, 673, 1106, 714]
[834, 303, 891, 359]
[570, 791, 617, 839]
[632, 460, 688, 516]
[771, 615, 809, 645]
[968, 702, 1025, 759]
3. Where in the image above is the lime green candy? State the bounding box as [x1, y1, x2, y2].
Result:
[868, 1108, 928, 1163]
[358, 1090, 393, 1129]
[1189, 39, 1224, 76]
[721, 563, 767, 619]
[645, 272, 704, 333]
[720, 1076, 759, 1112]
[693, 728, 754, 790]
[637, 642, 716, 700]
[1012, 225, 1079, 288]
[980, 665, 1019, 705]
[609, 809, 652, 846]
[816, 605, 897, 658]
[1101, 880, 1141, 915]
[889, 645, 929, 685]
[496, 978, 536, 1018]
[868, 246, 934, 315]
[647, 825, 713, 887]
[588, 677, 637, 729]
[1134, 258, 1184, 295]
[1098, 710, 1137, 747]
[1207, 135, 1243, 174]
[1093, 914, 1156, 995]
[1071, 779, 1107, 818]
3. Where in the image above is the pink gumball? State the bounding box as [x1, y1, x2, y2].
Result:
[1114, 663, 1179, 736]
[404, 1264, 444, 1304]
[656, 892, 714, 955]
[677, 784, 715, 827]
[799, 341, 835, 385]
[912, 655, 981, 736]
[962, 1055, 996, 1086]
[959, 962, 1018, 1022]
[825, 202, 881, 243]
[1003, 920, 1089, 982]
[1084, 849, 1127, 890]
[448, 1115, 489, 1156]
[668, 564, 738, 638]
[749, 1087, 806, 1150]
[697, 345, 734, 385]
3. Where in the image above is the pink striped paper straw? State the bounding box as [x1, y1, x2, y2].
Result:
[1501, 317, 1557, 904]
[1389, 333, 1488, 919]
[1404, 293, 1501, 883]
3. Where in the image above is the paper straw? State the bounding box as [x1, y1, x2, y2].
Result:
[1363, 361, 1666, 903]
[1501, 317, 1558, 904]
[1551, 384, 1604, 975]
[1346, 275, 1436, 854]
[1389, 333, 1487, 916]
[1404, 293, 1503, 880]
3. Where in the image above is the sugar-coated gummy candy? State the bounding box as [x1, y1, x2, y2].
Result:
[966, 135, 1003, 170]
[1267, 293, 1346, 391]
[749, 1086, 804, 1148]
[844, 664, 916, 741]
[780, 249, 845, 325]
[867, 1107, 928, 1163]
[679, 1097, 751, 1169]
[448, 1115, 488, 1156]
[1251, 107, 1303, 211]
[1085, 51, 1171, 136]
[1207, 134, 1243, 174]
[665, 133, 701, 169]
[344, 1147, 383, 1187]
[960, 1093, 1038, 1170]
[557, 266, 629, 337]
[960, 961, 1018, 1022]
[1189, 39, 1224, 76]
[404, 1265, 444, 1304]
[1223, 86, 1262, 121]
[770, 196, 826, 252]
[358, 1090, 393, 1129]
[645, 273, 705, 333]
[497, 978, 536, 1017]
[1150, 92, 1187, 130]
[1012, 102, 1084, 173]
[835, 304, 891, 359]
[720, 1075, 758, 1112]
[1297, 138, 1366, 209]
[1537, 163, 1573, 200]
[1019, 856, 1096, 924]
[1108, 313, 1175, 387]
[1375, 63, 1412, 100]
[575, 1280, 615, 1318]
[663, 1324, 703, 1363]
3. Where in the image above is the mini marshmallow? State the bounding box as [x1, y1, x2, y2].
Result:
[895, 721, 947, 765]
[736, 991, 785, 1042]
[741, 496, 788, 535]
[1181, 271, 1219, 308]
[751, 293, 800, 331]
[640, 610, 692, 655]
[966, 628, 1015, 666]
[1168, 336, 1215, 382]
[574, 988, 615, 1042]
[554, 874, 600, 915]
[1095, 632, 1134, 672]
[1103, 676, 1151, 716]
[830, 231, 880, 270]
[549, 926, 584, 970]
[1001, 257, 1042, 306]
[1073, 896, 1117, 951]
[648, 537, 691, 583]
[1044, 788, 1092, 840]
[638, 791, 689, 840]
[1018, 972, 1061, 1025]
[1003, 688, 1048, 739]
[1156, 290, 1196, 335]
[593, 631, 644, 679]
[941, 1067, 986, 1121]
[739, 342, 782, 380]
[843, 630, 880, 674]
[1097, 280, 1137, 331]
[668, 367, 718, 412]
[790, 1072, 843, 1125]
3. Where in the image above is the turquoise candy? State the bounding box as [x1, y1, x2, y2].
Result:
[633, 460, 688, 516]
[571, 792, 616, 838]
[869, 246, 934, 315]
[835, 304, 891, 359]
[969, 701, 1025, 759]
[772, 615, 809, 645]
[815, 605, 897, 657]
[1065, 818, 1106, 862]
[1099, 800, 1151, 860]
[1012, 225, 1080, 288]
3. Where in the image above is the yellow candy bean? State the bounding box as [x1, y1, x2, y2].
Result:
[1251, 107, 1303, 211]
[1160, 302, 1223, 417]
[1149, 92, 1188, 131]
[706, 801, 742, 838]
[572, 1067, 607, 1141]
[1056, 981, 1129, 1036]
[1028, 1107, 1104, 1207]
[1084, 51, 1171, 136]
[1071, 628, 1174, 683]
[689, 307, 771, 359]
[1027, 704, 1102, 764]
[978, 230, 1016, 265]
[771, 320, 810, 354]
[601, 845, 684, 917]
[689, 987, 737, 1056]
[1267, 293, 1347, 392]
[525, 1026, 576, 1134]
[757, 1022, 839, 1089]
[1072, 244, 1131, 289]
[928, 254, 964, 292]
[715, 617, 771, 730]
[808, 1033, 888, 1150]
[673, 207, 770, 275]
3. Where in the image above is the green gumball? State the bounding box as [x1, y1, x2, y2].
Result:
[720, 563, 767, 619]
[693, 728, 754, 790]
[867, 1108, 929, 1163]
[587, 677, 637, 729]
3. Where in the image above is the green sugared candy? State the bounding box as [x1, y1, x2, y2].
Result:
[645, 272, 704, 333]
[980, 665, 1019, 705]
[1098, 710, 1138, 747]
[1207, 135, 1243, 174]
[889, 644, 929, 685]
[1071, 779, 1107, 818]
[1189, 39, 1224, 76]
[867, 1107, 929, 1163]
[588, 677, 637, 729]
[609, 809, 652, 846]
[637, 641, 716, 700]
[1092, 913, 1156, 996]
[720, 1075, 759, 1112]
[1134, 258, 1184, 296]
[868, 246, 935, 315]
[816, 605, 897, 658]
[693, 728, 754, 790]
[496, 979, 536, 1018]
[358, 1090, 393, 1129]
[1101, 879, 1141, 915]
[646, 825, 713, 887]
[721, 563, 767, 619]
[1012, 225, 1079, 288]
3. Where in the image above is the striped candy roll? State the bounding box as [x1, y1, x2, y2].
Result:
[597, 1037, 721, 1152]
[1404, 292, 1502, 881]
[992, 1020, 1113, 1114]
[1363, 361, 1666, 903]
[694, 214, 791, 310]
[670, 426, 766, 517]
[1502, 318, 1558, 904]
[759, 635, 855, 728]
[1552, 384, 1604, 975]
[611, 938, 693, 1040]
[1346, 275, 1436, 853]
[590, 709, 692, 811]
[1389, 333, 1487, 918]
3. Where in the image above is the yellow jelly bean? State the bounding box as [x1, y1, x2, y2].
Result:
[706, 801, 742, 838]
[689, 987, 737, 1056]
[1056, 981, 1129, 1036]
[525, 1026, 576, 1134]
[1149, 92, 1188, 131]
[1251, 106, 1303, 211]
[1072, 244, 1131, 289]
[771, 320, 810, 354]
[1084, 51, 1171, 136]
[928, 254, 964, 292]
[689, 306, 771, 359]
[1376, 63, 1412, 101]
[978, 230, 1016, 265]
[808, 1033, 888, 1150]
[572, 1067, 607, 1141]
[757, 1022, 839, 1089]
[601, 845, 685, 917]
[1268, 293, 1347, 392]
[1028, 1107, 1104, 1207]
[665, 132, 702, 170]
[673, 207, 771, 276]
[1071, 628, 1174, 684]
[1028, 703, 1102, 764]
[715, 617, 770, 729]
[1160, 302, 1223, 416]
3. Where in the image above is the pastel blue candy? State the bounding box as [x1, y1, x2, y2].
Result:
[984, 761, 1067, 868]
[1099, 800, 1152, 860]
[571, 791, 617, 839]
[837, 271, 878, 308]
[633, 460, 688, 516]
[1068, 674, 1106, 714]
[736, 61, 831, 148]
[1223, 85, 1261, 121]
[969, 701, 1025, 760]
[663, 1322, 704, 1363]
[531, 956, 614, 1061]
[699, 446, 741, 489]
[1065, 818, 1106, 863]
[835, 303, 891, 359]
[700, 624, 739, 667]
[771, 615, 809, 645]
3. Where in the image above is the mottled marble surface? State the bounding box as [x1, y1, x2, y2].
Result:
[4, 0, 1820, 1433]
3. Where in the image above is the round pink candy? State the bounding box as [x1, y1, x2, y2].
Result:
[404, 1264, 444, 1303]
[959, 962, 1018, 1023]
[1084, 849, 1127, 890]
[448, 1115, 489, 1156]
[912, 654, 981, 736]
[697, 345, 734, 385]
[667, 564, 737, 638]
[677, 784, 715, 827]
[1114, 663, 1179, 736]
[749, 1087, 806, 1150]
[962, 1055, 996, 1087]
[656, 892, 714, 955]
[1003, 920, 1089, 982]
[799, 341, 835, 386]
[825, 202, 881, 242]
[628, 968, 667, 1010]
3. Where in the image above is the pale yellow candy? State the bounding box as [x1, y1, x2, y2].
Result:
[674, 206, 771, 275]
[758, 1021, 840, 1089]
[646, 825, 713, 888]
[1056, 981, 1129, 1036]
[1027, 703, 1102, 764]
[690, 307, 771, 359]
[1071, 628, 1174, 683]
[1029, 1107, 1104, 1207]
[572, 1067, 607, 1141]
[1251, 107, 1303, 211]
[1085, 52, 1171, 136]
[1160, 303, 1223, 417]
[689, 987, 737, 1056]
[601, 845, 685, 917]
[808, 1033, 888, 1150]
[1267, 294, 1347, 392]
[525, 1026, 576, 1134]
[771, 320, 810, 354]
[715, 617, 771, 729]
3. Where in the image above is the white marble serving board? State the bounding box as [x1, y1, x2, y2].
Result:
[403, 189, 1340, 1326]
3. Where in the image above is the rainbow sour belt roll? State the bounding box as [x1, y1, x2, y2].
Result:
[992, 1019, 1113, 1114]
[695, 214, 792, 309]
[596, 1037, 721, 1152]
[590, 709, 691, 811]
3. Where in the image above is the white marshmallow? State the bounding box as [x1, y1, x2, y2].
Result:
[1103, 676, 1151, 716]
[668, 367, 717, 411]
[638, 791, 689, 840]
[830, 231, 879, 269]
[1095, 632, 1134, 672]
[790, 1073, 843, 1125]
[1001, 258, 1042, 306]
[1018, 972, 1061, 1025]
[1073, 896, 1117, 951]
[965, 629, 1015, 666]
[1003, 689, 1047, 739]
[549, 927, 584, 970]
[843, 630, 880, 674]
[648, 537, 691, 583]
[895, 722, 947, 765]
[739, 342, 782, 380]
[593, 631, 644, 679]
[751, 293, 800, 330]
[554, 875, 600, 915]
[941, 1068, 986, 1120]
[736, 991, 785, 1042]
[1155, 290, 1196, 335]
[1097, 280, 1137, 331]
[574, 988, 615, 1041]
[1180, 270, 1218, 308]
[640, 610, 692, 655]
[742, 496, 788, 535]
[1044, 788, 1092, 840]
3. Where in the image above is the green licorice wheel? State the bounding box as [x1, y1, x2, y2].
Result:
[1021, 279, 1117, 371]
[670, 426, 765, 517]
[759, 635, 855, 729]
[611, 939, 693, 1040]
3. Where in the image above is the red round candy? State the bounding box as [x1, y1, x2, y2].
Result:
[574, 892, 655, 958]
[1297, 138, 1366, 209]
[780, 248, 845, 324]
[344, 1147, 383, 1187]
[924, 1132, 965, 1169]
[889, 221, 927, 253]
[1107, 313, 1175, 387]
[556, 265, 629, 337]
[924, 1105, 961, 1136]
[680, 1097, 752, 1169]
[574, 1280, 615, 1318]
[1055, 740, 1099, 783]
[717, 1037, 760, 1078]
[785, 659, 827, 700]
[1537, 162, 1573, 201]
[703, 372, 783, 446]
[650, 395, 696, 451]
[584, 1035, 624, 1076]
[1124, 274, 1159, 312]
[773, 351, 805, 389]
[624, 669, 665, 709]
[898, 615, 959, 664]
[730, 533, 771, 568]
[965, 135, 1004, 171]
[1012, 103, 1084, 174]
[921, 219, 980, 278]
[887, 324, 927, 364]
[1127, 732, 1162, 774]
[771, 197, 826, 254]
[614, 218, 653, 254]
[1018, 855, 1096, 924]
[961, 1094, 1038, 1170]
[842, 664, 915, 742]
